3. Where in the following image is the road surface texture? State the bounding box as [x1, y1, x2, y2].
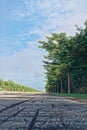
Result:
[0, 92, 87, 130]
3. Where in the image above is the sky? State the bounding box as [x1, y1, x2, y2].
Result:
[0, 0, 87, 91]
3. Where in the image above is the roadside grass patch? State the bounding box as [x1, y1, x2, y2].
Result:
[53, 93, 87, 99]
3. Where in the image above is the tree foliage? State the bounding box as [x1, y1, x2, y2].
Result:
[39, 20, 87, 93]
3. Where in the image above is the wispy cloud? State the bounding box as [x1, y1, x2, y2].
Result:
[0, 0, 87, 91]
[0, 36, 29, 56]
[2, 0, 87, 56]
[12, 0, 87, 37]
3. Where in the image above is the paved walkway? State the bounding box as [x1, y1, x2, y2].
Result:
[0, 92, 87, 130]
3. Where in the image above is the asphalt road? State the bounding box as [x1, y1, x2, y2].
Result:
[0, 92, 87, 130]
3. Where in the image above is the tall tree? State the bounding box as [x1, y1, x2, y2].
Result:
[39, 20, 87, 93]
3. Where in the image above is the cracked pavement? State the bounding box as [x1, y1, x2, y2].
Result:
[0, 92, 87, 130]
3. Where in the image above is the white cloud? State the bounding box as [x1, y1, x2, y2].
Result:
[1, 0, 87, 91]
[12, 0, 87, 36]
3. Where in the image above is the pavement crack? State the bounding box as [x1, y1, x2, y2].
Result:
[0, 97, 35, 113]
[59, 116, 67, 130]
[0, 108, 25, 125]
[0, 100, 28, 113]
[28, 109, 40, 130]
[51, 103, 55, 108]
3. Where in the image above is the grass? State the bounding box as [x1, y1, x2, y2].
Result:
[53, 93, 87, 99]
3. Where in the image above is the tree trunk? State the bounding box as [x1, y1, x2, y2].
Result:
[56, 81, 59, 93]
[68, 72, 70, 94]
[60, 78, 63, 93]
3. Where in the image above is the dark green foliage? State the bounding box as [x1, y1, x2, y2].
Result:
[39, 20, 87, 93]
[0, 79, 39, 92]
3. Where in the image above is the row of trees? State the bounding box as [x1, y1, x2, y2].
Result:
[39, 20, 87, 93]
[0, 79, 39, 92]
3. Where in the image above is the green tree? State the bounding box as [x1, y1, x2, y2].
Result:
[39, 20, 87, 93]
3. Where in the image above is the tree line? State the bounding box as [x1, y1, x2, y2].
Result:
[39, 20, 87, 94]
[0, 79, 39, 92]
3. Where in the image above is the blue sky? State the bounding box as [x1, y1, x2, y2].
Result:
[0, 0, 87, 91]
